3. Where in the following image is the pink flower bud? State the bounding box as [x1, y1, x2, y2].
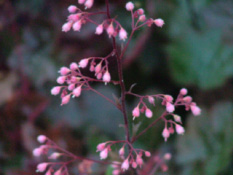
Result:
[121, 159, 129, 171]
[37, 163, 49, 172]
[96, 143, 106, 152]
[49, 152, 61, 160]
[113, 170, 120, 175]
[68, 5, 77, 13]
[145, 108, 153, 118]
[59, 67, 70, 75]
[90, 65, 95, 72]
[37, 135, 47, 143]
[162, 127, 170, 142]
[103, 71, 111, 83]
[51, 86, 62, 95]
[78, 0, 85, 4]
[68, 84, 75, 91]
[73, 20, 82, 31]
[191, 105, 201, 116]
[54, 168, 62, 175]
[68, 14, 80, 21]
[61, 94, 71, 105]
[119, 28, 127, 41]
[164, 95, 173, 102]
[95, 24, 104, 35]
[79, 58, 89, 68]
[97, 73, 102, 80]
[168, 126, 174, 134]
[173, 114, 182, 123]
[33, 148, 42, 157]
[85, 0, 94, 9]
[125, 2, 134, 11]
[175, 124, 185, 135]
[139, 15, 146, 22]
[119, 147, 125, 157]
[62, 22, 72, 32]
[56, 76, 66, 84]
[145, 151, 151, 157]
[137, 8, 144, 15]
[107, 23, 115, 38]
[166, 102, 175, 113]
[70, 62, 78, 70]
[132, 106, 140, 119]
[136, 155, 143, 167]
[132, 162, 137, 168]
[164, 153, 172, 160]
[154, 18, 165, 27]
[148, 96, 155, 105]
[180, 88, 188, 95]
[73, 86, 82, 97]
[183, 96, 192, 103]
[100, 148, 108, 159]
[95, 62, 102, 73]
[45, 169, 52, 175]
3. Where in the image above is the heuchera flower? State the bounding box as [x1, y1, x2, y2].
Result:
[95, 24, 104, 35]
[103, 71, 111, 83]
[191, 105, 201, 116]
[51, 86, 62, 95]
[175, 124, 185, 135]
[162, 127, 170, 142]
[121, 158, 129, 171]
[36, 163, 49, 172]
[145, 108, 153, 118]
[96, 143, 106, 152]
[100, 148, 108, 159]
[37, 135, 47, 143]
[119, 28, 127, 41]
[125, 2, 134, 11]
[154, 18, 165, 27]
[132, 105, 140, 119]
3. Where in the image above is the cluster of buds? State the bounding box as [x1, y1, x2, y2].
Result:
[95, 20, 128, 41]
[125, 1, 165, 28]
[33, 135, 71, 175]
[51, 53, 114, 105]
[78, 0, 94, 9]
[96, 141, 151, 173]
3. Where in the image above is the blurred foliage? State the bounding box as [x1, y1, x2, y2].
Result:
[176, 102, 233, 175]
[0, 0, 232, 174]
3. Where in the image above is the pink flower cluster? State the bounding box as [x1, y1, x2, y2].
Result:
[51, 53, 114, 105]
[96, 141, 151, 173]
[33, 135, 71, 175]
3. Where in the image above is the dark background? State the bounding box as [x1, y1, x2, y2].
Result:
[0, 0, 233, 174]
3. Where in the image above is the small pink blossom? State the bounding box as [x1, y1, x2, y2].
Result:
[73, 20, 82, 31]
[49, 152, 61, 160]
[61, 94, 71, 105]
[90, 65, 95, 72]
[148, 96, 155, 105]
[68, 5, 77, 13]
[113, 170, 120, 175]
[107, 23, 115, 38]
[191, 105, 201, 116]
[37, 135, 47, 143]
[164, 95, 173, 102]
[119, 147, 125, 157]
[51, 86, 61, 95]
[132, 105, 140, 119]
[154, 18, 165, 28]
[33, 148, 42, 157]
[96, 143, 106, 152]
[85, 0, 94, 9]
[183, 96, 192, 103]
[137, 8, 144, 15]
[145, 151, 151, 157]
[68, 84, 75, 91]
[103, 71, 111, 83]
[139, 15, 146, 22]
[59, 67, 70, 75]
[100, 148, 108, 159]
[79, 58, 89, 68]
[166, 102, 175, 113]
[175, 124, 185, 135]
[97, 73, 102, 80]
[168, 126, 174, 134]
[119, 28, 127, 41]
[45, 169, 52, 175]
[145, 108, 153, 118]
[54, 168, 62, 175]
[162, 127, 170, 142]
[164, 153, 172, 160]
[62, 22, 72, 32]
[173, 114, 182, 123]
[70, 62, 78, 70]
[73, 86, 82, 97]
[37, 163, 49, 172]
[125, 2, 134, 11]
[180, 88, 188, 95]
[121, 158, 129, 171]
[56, 76, 66, 84]
[136, 155, 143, 167]
[68, 14, 80, 21]
[78, 0, 86, 4]
[95, 62, 102, 73]
[132, 162, 137, 168]
[95, 24, 104, 35]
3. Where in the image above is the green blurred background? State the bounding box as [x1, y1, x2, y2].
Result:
[0, 0, 233, 174]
